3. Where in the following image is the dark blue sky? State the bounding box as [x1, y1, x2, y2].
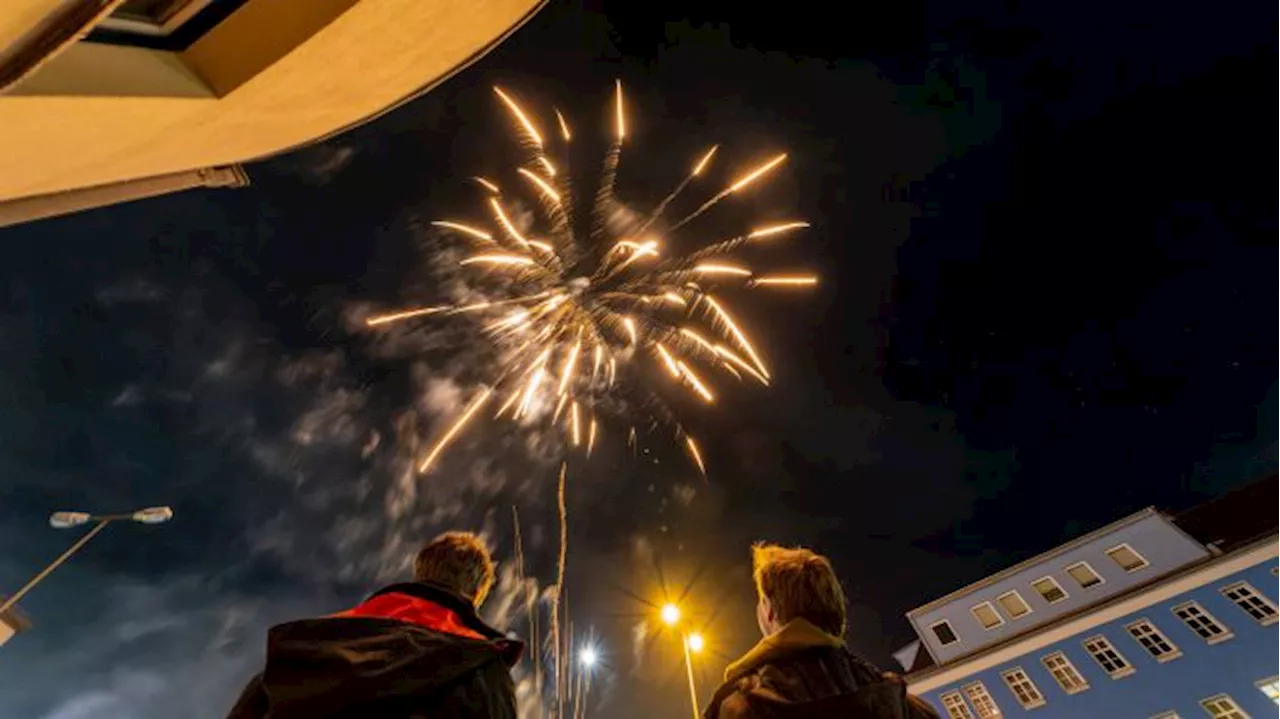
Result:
[0, 2, 1274, 717]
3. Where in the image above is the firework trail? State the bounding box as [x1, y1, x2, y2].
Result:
[553, 462, 568, 719]
[365, 82, 817, 478]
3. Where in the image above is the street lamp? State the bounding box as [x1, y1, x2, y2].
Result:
[0, 506, 173, 615]
[661, 603, 681, 626]
[659, 603, 703, 719]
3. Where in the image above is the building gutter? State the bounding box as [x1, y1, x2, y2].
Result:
[0, 165, 248, 228]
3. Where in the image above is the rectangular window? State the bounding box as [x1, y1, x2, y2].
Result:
[1126, 619, 1182, 661]
[996, 590, 1032, 619]
[1151, 713, 1181, 719]
[931, 620, 959, 646]
[1172, 601, 1233, 644]
[1257, 677, 1279, 705]
[962, 682, 1000, 719]
[1001, 668, 1046, 709]
[1031, 576, 1069, 604]
[940, 691, 975, 719]
[1065, 561, 1105, 589]
[87, 0, 246, 51]
[1041, 651, 1090, 693]
[971, 602, 1004, 630]
[1105, 543, 1150, 572]
[1082, 635, 1134, 678]
[101, 0, 218, 32]
[1200, 694, 1250, 718]
[1221, 582, 1278, 625]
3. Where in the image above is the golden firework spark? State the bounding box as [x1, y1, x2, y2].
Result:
[367, 84, 818, 476]
[419, 388, 493, 473]
[692, 145, 719, 177]
[751, 275, 819, 287]
[555, 109, 572, 142]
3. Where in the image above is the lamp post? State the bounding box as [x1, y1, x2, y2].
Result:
[0, 506, 173, 615]
[661, 603, 703, 719]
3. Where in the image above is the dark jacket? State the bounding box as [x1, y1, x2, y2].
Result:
[703, 619, 940, 719]
[227, 582, 523, 719]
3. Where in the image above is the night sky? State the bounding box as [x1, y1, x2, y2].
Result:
[0, 2, 1274, 717]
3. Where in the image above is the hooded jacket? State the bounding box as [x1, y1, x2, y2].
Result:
[227, 582, 523, 719]
[703, 619, 939, 719]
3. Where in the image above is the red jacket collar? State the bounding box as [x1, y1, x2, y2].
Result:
[336, 592, 487, 641]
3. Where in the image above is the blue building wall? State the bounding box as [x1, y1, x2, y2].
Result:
[910, 512, 1211, 664]
[918, 559, 1279, 718]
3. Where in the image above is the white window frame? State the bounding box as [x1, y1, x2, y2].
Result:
[1200, 693, 1251, 718]
[1150, 713, 1181, 719]
[939, 690, 975, 719]
[1105, 542, 1150, 572]
[930, 619, 961, 646]
[962, 681, 1000, 719]
[1125, 618, 1182, 662]
[996, 589, 1033, 619]
[1257, 676, 1279, 705]
[1040, 651, 1090, 694]
[970, 601, 1004, 630]
[1064, 560, 1106, 589]
[1082, 634, 1135, 679]
[1221, 581, 1279, 626]
[1030, 575, 1070, 604]
[1171, 601, 1234, 644]
[1000, 667, 1046, 709]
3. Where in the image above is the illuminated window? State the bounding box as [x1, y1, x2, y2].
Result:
[1001, 668, 1046, 709]
[1172, 602, 1233, 644]
[1126, 619, 1181, 661]
[1031, 576, 1069, 604]
[931, 620, 959, 646]
[1105, 543, 1149, 572]
[971, 602, 1004, 630]
[940, 691, 975, 719]
[996, 590, 1032, 619]
[962, 682, 1000, 719]
[1082, 635, 1134, 678]
[1257, 677, 1279, 705]
[1221, 582, 1278, 625]
[1200, 694, 1250, 718]
[1065, 561, 1105, 589]
[1041, 652, 1090, 693]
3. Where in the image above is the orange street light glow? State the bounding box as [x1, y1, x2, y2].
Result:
[661, 604, 681, 625]
[687, 633, 705, 653]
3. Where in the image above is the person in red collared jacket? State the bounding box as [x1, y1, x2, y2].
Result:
[227, 531, 522, 719]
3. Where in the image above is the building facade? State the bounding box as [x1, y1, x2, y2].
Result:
[0, 0, 544, 225]
[901, 481, 1279, 718]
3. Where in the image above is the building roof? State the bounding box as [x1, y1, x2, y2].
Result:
[0, 0, 544, 205]
[1172, 475, 1278, 553]
[904, 507, 1160, 618]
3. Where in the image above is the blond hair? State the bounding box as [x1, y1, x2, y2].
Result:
[414, 531, 495, 607]
[752, 543, 847, 636]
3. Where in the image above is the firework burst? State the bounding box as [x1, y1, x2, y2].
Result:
[366, 82, 817, 477]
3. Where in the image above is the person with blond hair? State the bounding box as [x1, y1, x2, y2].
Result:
[704, 543, 939, 719]
[228, 531, 522, 718]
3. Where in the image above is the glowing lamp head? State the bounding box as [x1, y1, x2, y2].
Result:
[660, 603, 681, 626]
[580, 647, 598, 667]
[687, 633, 705, 653]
